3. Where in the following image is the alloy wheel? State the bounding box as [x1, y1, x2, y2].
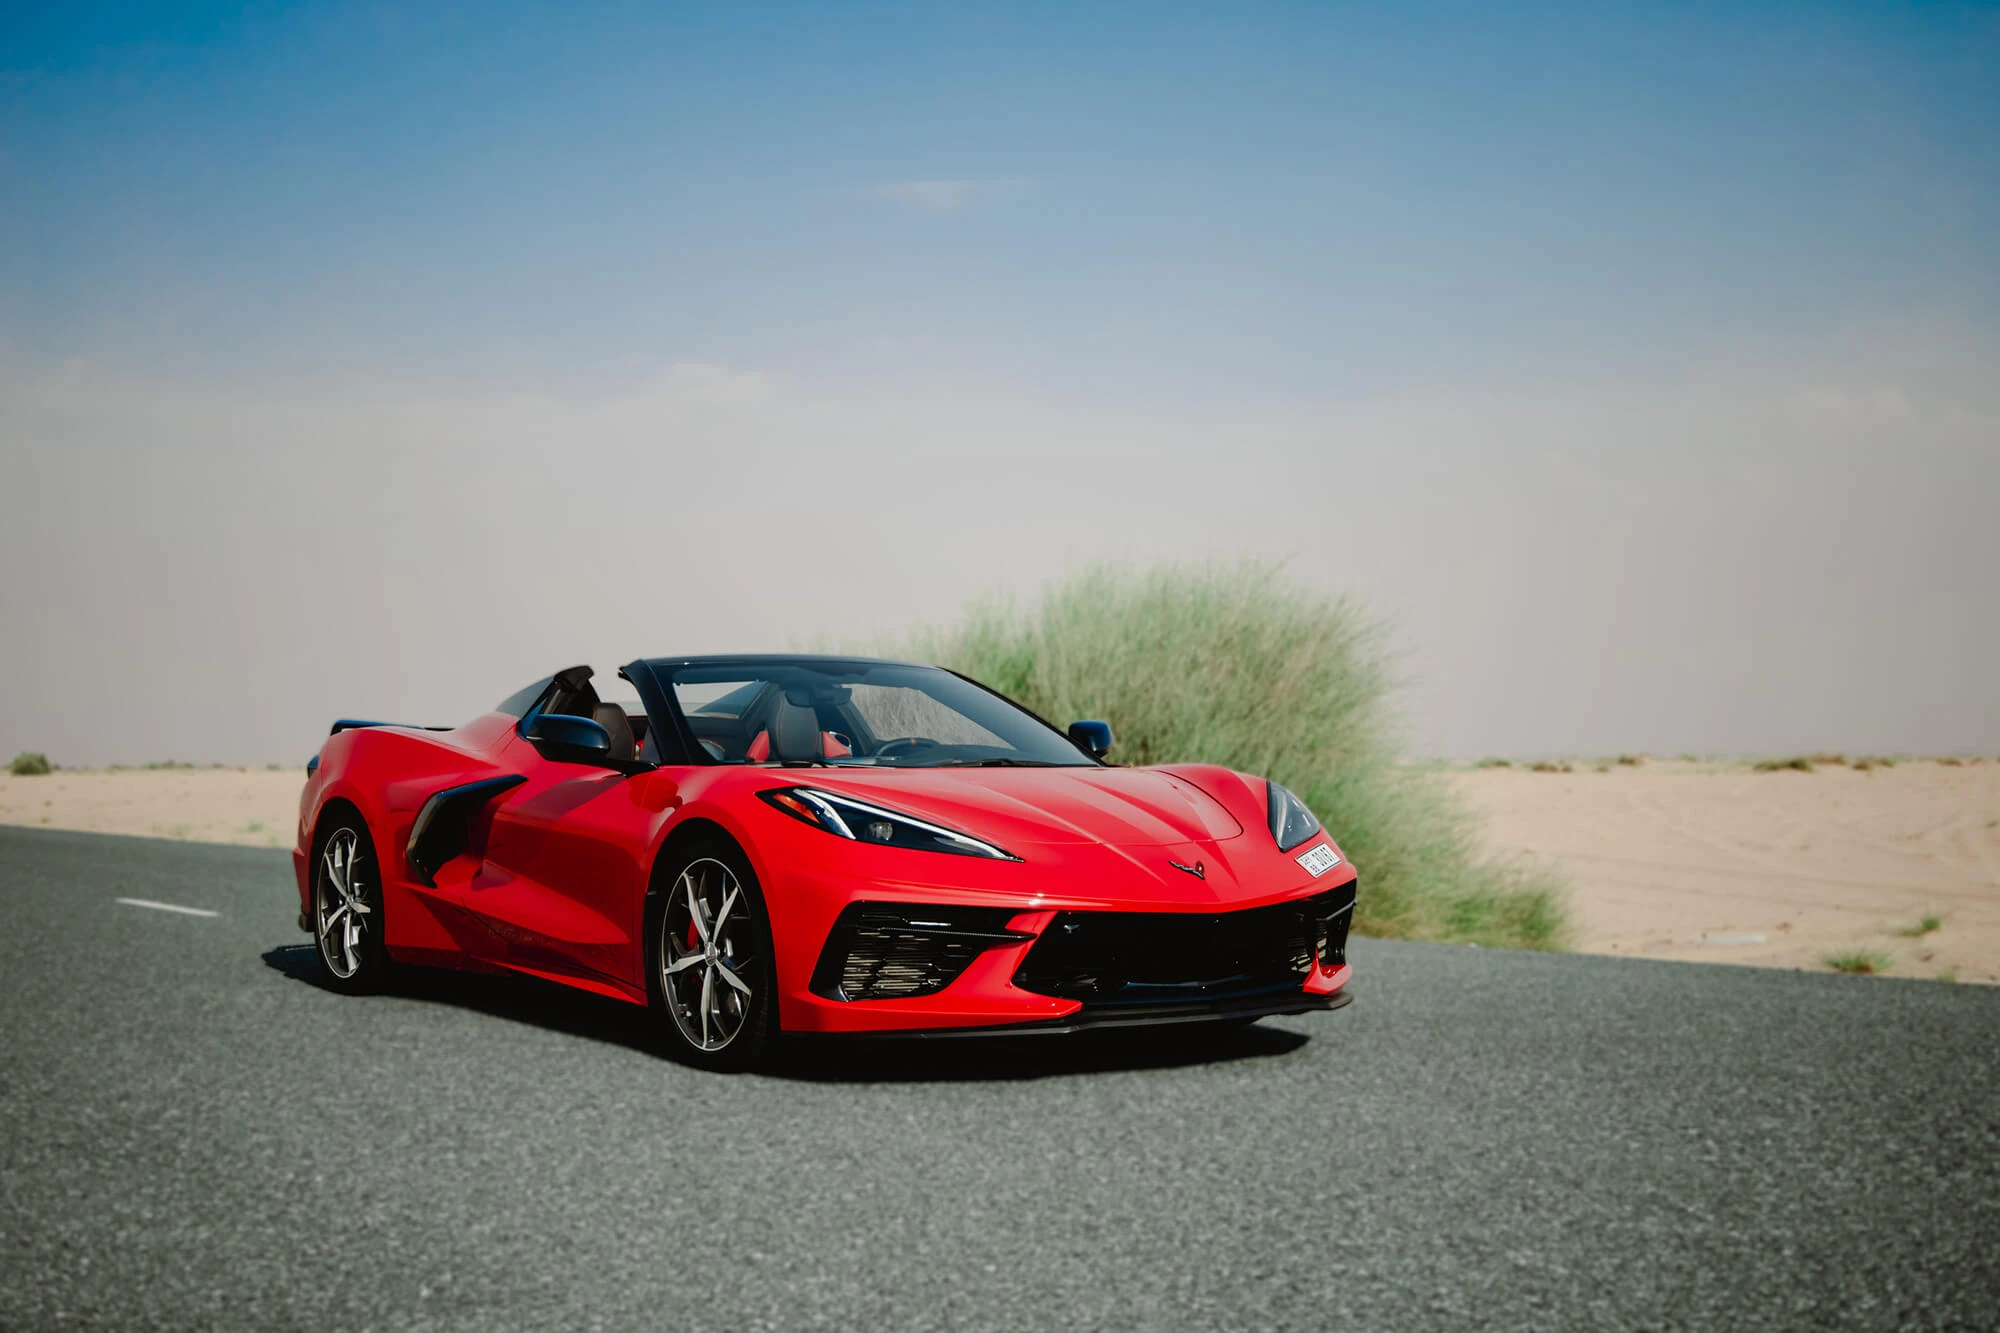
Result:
[659, 857, 758, 1052]
[315, 826, 373, 980]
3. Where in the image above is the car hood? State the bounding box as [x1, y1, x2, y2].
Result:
[804, 765, 1244, 847]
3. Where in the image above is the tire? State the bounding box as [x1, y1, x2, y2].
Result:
[311, 810, 391, 994]
[646, 834, 777, 1071]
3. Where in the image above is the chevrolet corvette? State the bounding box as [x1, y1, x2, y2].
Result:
[294, 656, 1355, 1068]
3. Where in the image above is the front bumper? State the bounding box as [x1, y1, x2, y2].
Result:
[771, 860, 1357, 1035]
[852, 987, 1353, 1039]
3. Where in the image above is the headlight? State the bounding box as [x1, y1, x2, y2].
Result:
[757, 787, 1021, 861]
[1266, 780, 1322, 851]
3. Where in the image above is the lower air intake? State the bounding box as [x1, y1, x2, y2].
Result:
[810, 903, 1030, 1001]
[1014, 881, 1356, 1005]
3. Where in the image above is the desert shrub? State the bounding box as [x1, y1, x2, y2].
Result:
[1615, 754, 1644, 766]
[1823, 950, 1892, 976]
[1806, 752, 1848, 766]
[1753, 756, 1815, 773]
[908, 562, 1567, 950]
[9, 752, 53, 776]
[1472, 758, 1512, 769]
[1527, 760, 1572, 773]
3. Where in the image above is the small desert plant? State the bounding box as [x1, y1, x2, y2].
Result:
[1896, 915, 1943, 937]
[1472, 758, 1511, 769]
[1615, 754, 1643, 766]
[9, 751, 53, 776]
[1753, 756, 1815, 773]
[145, 760, 195, 770]
[1935, 757, 1964, 767]
[1677, 753, 1699, 762]
[1936, 969, 1959, 984]
[1823, 950, 1893, 975]
[1806, 752, 1848, 766]
[1527, 760, 1573, 774]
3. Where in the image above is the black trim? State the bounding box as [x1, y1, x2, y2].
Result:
[634, 655, 1102, 769]
[619, 659, 698, 766]
[514, 665, 593, 740]
[942, 668, 1109, 767]
[1013, 881, 1356, 1005]
[329, 719, 454, 736]
[853, 989, 1352, 1039]
[494, 675, 554, 719]
[810, 902, 1033, 1001]
[405, 775, 527, 885]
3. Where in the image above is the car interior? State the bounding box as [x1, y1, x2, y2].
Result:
[682, 683, 856, 764]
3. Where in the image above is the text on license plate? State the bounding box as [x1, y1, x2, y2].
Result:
[1296, 843, 1340, 877]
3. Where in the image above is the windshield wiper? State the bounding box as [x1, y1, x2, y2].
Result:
[927, 758, 1067, 768]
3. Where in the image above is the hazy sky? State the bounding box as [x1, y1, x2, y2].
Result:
[3, 1, 1996, 765]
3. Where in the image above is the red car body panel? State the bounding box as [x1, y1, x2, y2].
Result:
[295, 693, 1356, 1036]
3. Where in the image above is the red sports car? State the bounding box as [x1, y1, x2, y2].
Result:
[295, 656, 1355, 1068]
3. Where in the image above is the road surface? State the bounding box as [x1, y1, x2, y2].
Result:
[2, 827, 1995, 1329]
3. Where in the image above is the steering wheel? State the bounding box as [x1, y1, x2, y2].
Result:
[874, 737, 942, 758]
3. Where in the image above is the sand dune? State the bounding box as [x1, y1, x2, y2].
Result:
[4, 758, 1994, 982]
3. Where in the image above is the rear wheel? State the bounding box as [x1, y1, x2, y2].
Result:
[312, 812, 390, 993]
[647, 836, 776, 1071]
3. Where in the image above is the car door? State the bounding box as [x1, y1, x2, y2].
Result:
[457, 727, 670, 996]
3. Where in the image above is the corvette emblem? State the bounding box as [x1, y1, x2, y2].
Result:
[1168, 859, 1206, 879]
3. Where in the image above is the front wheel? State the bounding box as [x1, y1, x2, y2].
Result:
[647, 837, 776, 1071]
[312, 812, 390, 993]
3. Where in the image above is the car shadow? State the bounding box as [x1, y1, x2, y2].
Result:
[261, 943, 1312, 1082]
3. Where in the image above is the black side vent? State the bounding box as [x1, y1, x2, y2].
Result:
[405, 775, 526, 885]
[1014, 881, 1357, 1006]
[810, 903, 1031, 1001]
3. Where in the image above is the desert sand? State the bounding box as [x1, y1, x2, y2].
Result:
[0, 767, 305, 849]
[1450, 758, 1999, 983]
[4, 758, 1995, 982]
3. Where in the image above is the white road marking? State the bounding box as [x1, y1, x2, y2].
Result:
[115, 897, 219, 918]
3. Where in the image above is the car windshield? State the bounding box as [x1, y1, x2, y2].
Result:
[662, 659, 1094, 768]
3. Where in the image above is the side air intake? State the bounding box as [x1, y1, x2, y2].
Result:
[405, 775, 526, 885]
[810, 903, 1032, 1001]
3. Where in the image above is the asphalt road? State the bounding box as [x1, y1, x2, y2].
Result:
[2, 827, 1997, 1331]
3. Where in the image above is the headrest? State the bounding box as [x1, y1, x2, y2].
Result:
[592, 704, 634, 758]
[768, 694, 824, 763]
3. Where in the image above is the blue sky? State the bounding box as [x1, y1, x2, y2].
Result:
[2, 2, 1997, 762]
[8, 2, 1994, 394]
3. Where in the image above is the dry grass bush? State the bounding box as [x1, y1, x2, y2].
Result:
[908, 563, 1567, 950]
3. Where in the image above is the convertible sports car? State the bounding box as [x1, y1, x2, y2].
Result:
[294, 656, 1355, 1068]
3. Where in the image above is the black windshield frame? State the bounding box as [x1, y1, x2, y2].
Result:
[628, 655, 1099, 769]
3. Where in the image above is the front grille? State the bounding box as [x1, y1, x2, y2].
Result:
[1014, 881, 1356, 1005]
[810, 903, 1030, 1001]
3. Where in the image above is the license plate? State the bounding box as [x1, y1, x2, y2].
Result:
[1296, 843, 1340, 877]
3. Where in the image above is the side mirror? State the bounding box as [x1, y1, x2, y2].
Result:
[1067, 719, 1113, 760]
[525, 712, 618, 767]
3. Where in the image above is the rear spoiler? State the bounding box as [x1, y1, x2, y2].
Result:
[328, 719, 455, 736]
